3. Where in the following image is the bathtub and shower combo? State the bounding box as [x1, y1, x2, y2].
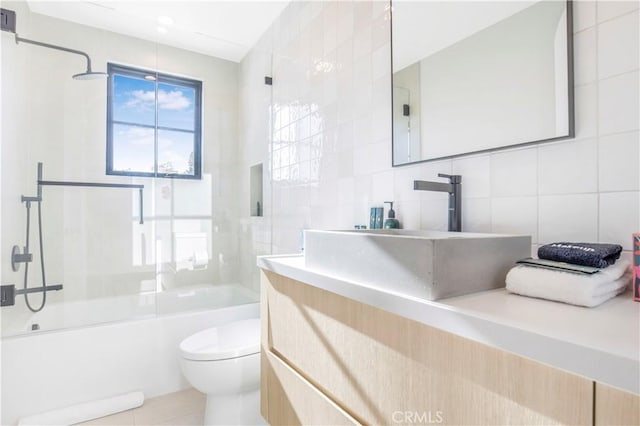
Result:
[1, 13, 263, 424]
[1, 163, 261, 425]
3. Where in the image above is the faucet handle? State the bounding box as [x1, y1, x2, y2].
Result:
[437, 173, 461, 183]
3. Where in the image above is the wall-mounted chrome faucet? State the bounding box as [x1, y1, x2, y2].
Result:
[413, 173, 462, 232]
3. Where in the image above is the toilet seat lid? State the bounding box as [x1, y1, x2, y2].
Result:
[180, 318, 260, 361]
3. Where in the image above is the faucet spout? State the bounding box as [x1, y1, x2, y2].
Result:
[413, 173, 462, 232]
[413, 180, 453, 193]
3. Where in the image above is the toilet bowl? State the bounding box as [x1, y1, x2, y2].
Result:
[179, 318, 262, 425]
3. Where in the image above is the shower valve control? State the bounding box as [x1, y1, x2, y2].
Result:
[1, 284, 16, 307]
[11, 245, 32, 271]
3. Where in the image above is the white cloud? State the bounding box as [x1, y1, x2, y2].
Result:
[117, 126, 154, 145]
[158, 90, 191, 110]
[124, 89, 191, 111]
[124, 90, 154, 110]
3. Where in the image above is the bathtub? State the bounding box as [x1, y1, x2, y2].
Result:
[1, 283, 258, 337]
[1, 284, 260, 425]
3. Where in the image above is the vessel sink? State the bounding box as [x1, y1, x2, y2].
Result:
[304, 229, 531, 300]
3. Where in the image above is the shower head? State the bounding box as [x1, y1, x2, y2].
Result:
[14, 34, 107, 81]
[73, 70, 109, 80]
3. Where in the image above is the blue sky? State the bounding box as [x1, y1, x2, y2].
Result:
[112, 74, 196, 174]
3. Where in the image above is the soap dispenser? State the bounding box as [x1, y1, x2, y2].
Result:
[383, 201, 400, 229]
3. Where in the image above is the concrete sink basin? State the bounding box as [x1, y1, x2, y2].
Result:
[304, 229, 531, 301]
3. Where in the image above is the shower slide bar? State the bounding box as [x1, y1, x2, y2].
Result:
[27, 163, 145, 224]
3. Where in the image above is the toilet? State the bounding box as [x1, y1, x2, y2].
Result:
[179, 318, 262, 425]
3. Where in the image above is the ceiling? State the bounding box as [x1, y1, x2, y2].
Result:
[26, 1, 290, 63]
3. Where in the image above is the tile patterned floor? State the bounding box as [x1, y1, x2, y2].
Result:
[77, 388, 206, 426]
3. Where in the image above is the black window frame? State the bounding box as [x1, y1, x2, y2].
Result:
[106, 63, 203, 180]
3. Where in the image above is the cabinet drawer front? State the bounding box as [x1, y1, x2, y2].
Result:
[595, 383, 640, 425]
[263, 350, 361, 426]
[263, 271, 592, 425]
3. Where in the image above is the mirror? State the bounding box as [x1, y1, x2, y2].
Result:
[392, 0, 574, 166]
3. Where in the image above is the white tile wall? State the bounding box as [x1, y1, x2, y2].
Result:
[538, 138, 598, 195]
[538, 194, 599, 243]
[574, 0, 597, 31]
[491, 197, 539, 243]
[599, 192, 640, 251]
[574, 83, 598, 138]
[239, 0, 640, 268]
[490, 148, 538, 197]
[573, 27, 597, 85]
[597, 1, 639, 23]
[598, 131, 640, 192]
[597, 10, 639, 79]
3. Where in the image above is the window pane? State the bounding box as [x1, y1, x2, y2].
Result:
[158, 129, 196, 176]
[157, 82, 196, 131]
[112, 124, 155, 173]
[113, 74, 156, 126]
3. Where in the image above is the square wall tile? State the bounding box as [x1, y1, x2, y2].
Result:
[574, 27, 597, 85]
[353, 174, 373, 206]
[322, 2, 338, 55]
[336, 1, 355, 46]
[597, 1, 639, 23]
[452, 155, 491, 198]
[371, 170, 394, 203]
[491, 197, 538, 243]
[538, 138, 598, 195]
[573, 1, 597, 32]
[371, 11, 389, 50]
[599, 71, 640, 135]
[394, 199, 421, 230]
[598, 131, 640, 192]
[372, 44, 390, 82]
[353, 26, 372, 61]
[393, 165, 422, 203]
[598, 11, 639, 80]
[538, 194, 598, 244]
[353, 112, 373, 149]
[574, 83, 598, 139]
[490, 147, 537, 197]
[338, 176, 355, 205]
[599, 191, 640, 250]
[353, 140, 389, 176]
[461, 198, 492, 233]
[353, 0, 373, 30]
[419, 193, 449, 231]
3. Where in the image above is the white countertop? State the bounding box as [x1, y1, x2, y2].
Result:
[258, 254, 640, 395]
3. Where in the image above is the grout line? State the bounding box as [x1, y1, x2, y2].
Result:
[595, 0, 601, 244]
[594, 6, 640, 26]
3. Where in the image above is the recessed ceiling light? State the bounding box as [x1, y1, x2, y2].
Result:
[157, 16, 174, 26]
[157, 26, 168, 34]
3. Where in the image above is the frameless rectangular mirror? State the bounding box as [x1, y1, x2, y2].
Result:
[392, 0, 574, 166]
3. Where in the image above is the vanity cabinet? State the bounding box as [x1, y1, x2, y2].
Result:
[260, 270, 594, 425]
[595, 383, 640, 426]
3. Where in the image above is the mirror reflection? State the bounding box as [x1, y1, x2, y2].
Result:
[392, 0, 573, 165]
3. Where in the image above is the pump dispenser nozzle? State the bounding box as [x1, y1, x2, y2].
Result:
[383, 201, 400, 229]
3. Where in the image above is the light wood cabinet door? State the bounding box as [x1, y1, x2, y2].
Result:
[262, 270, 593, 425]
[595, 383, 640, 426]
[262, 349, 361, 425]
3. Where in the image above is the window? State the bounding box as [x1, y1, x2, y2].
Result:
[107, 63, 202, 179]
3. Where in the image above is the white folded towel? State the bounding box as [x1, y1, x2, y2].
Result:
[506, 260, 632, 307]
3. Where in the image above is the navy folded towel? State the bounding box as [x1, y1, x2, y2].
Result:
[537, 242, 623, 268]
